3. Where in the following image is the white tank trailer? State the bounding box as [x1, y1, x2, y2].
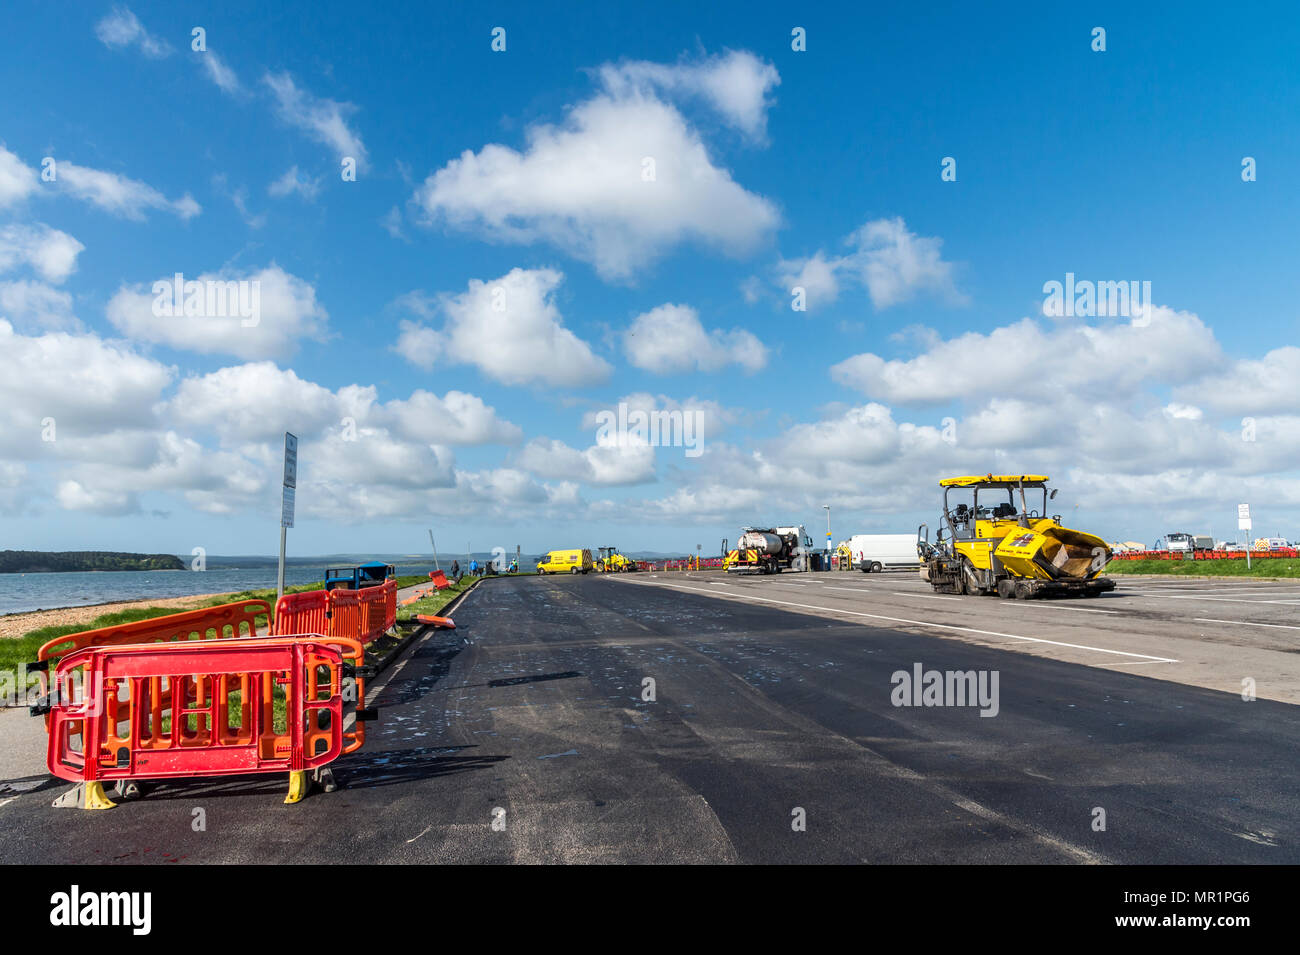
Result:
[729, 525, 814, 574]
[738, 531, 785, 556]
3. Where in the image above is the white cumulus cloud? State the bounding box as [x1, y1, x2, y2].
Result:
[623, 303, 767, 375]
[0, 224, 84, 283]
[395, 268, 610, 387]
[106, 264, 328, 359]
[413, 52, 779, 280]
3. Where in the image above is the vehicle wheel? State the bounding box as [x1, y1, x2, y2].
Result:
[871, 562, 883, 574]
[570, 567, 579, 575]
[960, 560, 981, 595]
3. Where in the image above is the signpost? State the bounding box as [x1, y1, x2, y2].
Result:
[278, 432, 297, 602]
[428, 529, 440, 571]
[1238, 503, 1252, 570]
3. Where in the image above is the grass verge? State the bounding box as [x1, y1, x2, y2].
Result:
[1107, 557, 1300, 578]
[395, 576, 478, 624]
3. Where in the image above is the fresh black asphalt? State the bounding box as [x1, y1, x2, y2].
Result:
[1, 573, 1295, 863]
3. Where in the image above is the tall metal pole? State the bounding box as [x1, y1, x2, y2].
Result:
[824, 504, 831, 570]
[277, 431, 297, 603]
[428, 529, 440, 571]
[277, 525, 287, 602]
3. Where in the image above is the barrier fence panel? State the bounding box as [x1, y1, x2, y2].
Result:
[357, 580, 397, 642]
[272, 589, 328, 637]
[32, 596, 374, 769]
[383, 579, 397, 632]
[45, 637, 346, 809]
[38, 599, 271, 666]
[270, 590, 374, 753]
[33, 600, 273, 727]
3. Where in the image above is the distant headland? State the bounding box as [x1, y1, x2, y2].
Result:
[0, 550, 185, 573]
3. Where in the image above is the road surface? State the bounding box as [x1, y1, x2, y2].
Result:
[0, 572, 1295, 863]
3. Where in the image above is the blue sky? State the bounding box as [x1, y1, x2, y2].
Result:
[1, 1, 1298, 557]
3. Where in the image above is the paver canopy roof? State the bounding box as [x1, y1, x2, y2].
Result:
[939, 474, 1050, 488]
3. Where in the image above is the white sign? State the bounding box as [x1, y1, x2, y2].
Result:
[1238, 502, 1251, 531]
[283, 432, 298, 488]
[281, 485, 295, 528]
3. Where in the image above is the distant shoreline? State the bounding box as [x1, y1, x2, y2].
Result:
[0, 567, 186, 575]
[0, 592, 240, 639]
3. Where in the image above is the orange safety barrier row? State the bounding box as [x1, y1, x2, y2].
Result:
[37, 599, 271, 667]
[1111, 548, 1299, 561]
[37, 628, 372, 774]
[272, 591, 378, 753]
[271, 589, 328, 636]
[33, 598, 373, 757]
[401, 584, 447, 607]
[32, 599, 273, 721]
[44, 637, 354, 809]
[356, 579, 397, 641]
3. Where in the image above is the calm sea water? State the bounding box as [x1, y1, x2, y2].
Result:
[0, 562, 441, 616]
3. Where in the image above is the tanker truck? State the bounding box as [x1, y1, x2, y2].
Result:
[726, 525, 814, 574]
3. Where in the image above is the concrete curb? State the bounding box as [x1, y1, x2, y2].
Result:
[373, 576, 482, 678]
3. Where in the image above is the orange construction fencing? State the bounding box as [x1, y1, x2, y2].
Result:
[45, 637, 349, 809]
[271, 590, 373, 753]
[37, 598, 270, 666]
[33, 599, 272, 723]
[429, 570, 450, 589]
[32, 598, 374, 762]
[357, 580, 396, 642]
[272, 589, 328, 637]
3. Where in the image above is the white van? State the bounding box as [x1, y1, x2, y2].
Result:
[849, 534, 921, 573]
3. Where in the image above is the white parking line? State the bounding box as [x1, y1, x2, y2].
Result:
[1019, 604, 1119, 615]
[615, 578, 1177, 663]
[889, 590, 962, 602]
[1125, 594, 1300, 606]
[1193, 617, 1300, 632]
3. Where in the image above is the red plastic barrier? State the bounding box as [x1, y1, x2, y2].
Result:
[429, 570, 450, 590]
[46, 637, 345, 809]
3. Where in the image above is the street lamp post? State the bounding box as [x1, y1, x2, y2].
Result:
[823, 504, 831, 570]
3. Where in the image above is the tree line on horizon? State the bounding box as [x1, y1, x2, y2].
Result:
[0, 550, 185, 573]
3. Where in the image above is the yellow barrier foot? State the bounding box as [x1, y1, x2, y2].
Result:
[52, 782, 117, 810]
[284, 770, 310, 804]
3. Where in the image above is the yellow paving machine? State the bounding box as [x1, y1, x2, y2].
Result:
[597, 546, 638, 573]
[917, 474, 1115, 598]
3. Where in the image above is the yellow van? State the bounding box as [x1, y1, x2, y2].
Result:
[536, 549, 594, 574]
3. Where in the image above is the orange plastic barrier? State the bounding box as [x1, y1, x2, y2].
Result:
[272, 589, 328, 637]
[357, 580, 396, 642]
[37, 599, 271, 666]
[271, 591, 372, 753]
[45, 637, 347, 809]
[324, 588, 364, 641]
[33, 600, 273, 721]
[416, 614, 455, 629]
[429, 570, 450, 589]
